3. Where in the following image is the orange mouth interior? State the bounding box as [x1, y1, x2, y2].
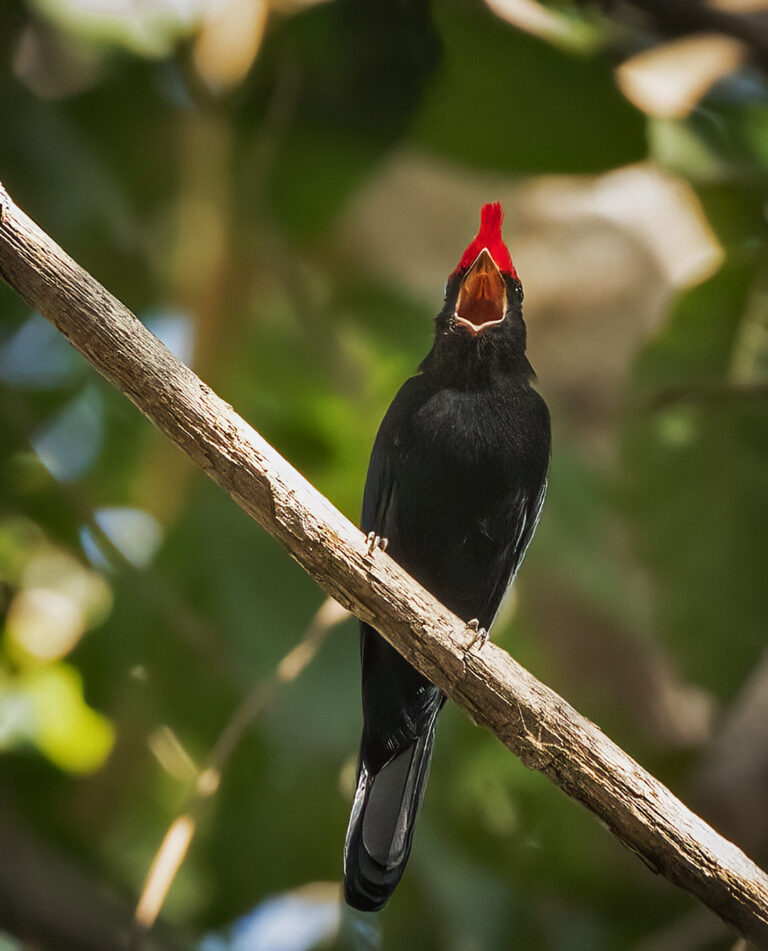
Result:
[454, 251, 507, 334]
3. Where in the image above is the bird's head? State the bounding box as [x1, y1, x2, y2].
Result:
[442, 203, 522, 338]
[424, 203, 531, 379]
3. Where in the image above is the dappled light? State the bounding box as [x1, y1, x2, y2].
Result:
[0, 313, 81, 388]
[616, 34, 747, 118]
[199, 885, 347, 951]
[80, 507, 164, 569]
[31, 385, 104, 482]
[0, 524, 114, 771]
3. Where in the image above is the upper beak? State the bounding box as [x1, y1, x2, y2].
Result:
[454, 249, 507, 335]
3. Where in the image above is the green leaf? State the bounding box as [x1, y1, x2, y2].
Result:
[620, 259, 768, 695]
[412, 2, 645, 174]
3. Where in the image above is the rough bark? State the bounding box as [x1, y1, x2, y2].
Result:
[1, 184, 767, 945]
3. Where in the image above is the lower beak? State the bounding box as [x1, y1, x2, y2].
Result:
[454, 249, 507, 335]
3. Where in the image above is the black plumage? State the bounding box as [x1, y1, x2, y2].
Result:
[344, 205, 551, 912]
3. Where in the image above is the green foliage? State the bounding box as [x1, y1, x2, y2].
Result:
[414, 3, 645, 173]
[621, 260, 768, 694]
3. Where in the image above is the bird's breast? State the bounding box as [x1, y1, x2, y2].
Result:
[410, 388, 520, 477]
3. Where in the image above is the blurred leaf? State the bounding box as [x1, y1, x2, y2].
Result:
[31, 384, 104, 483]
[29, 0, 199, 57]
[10, 663, 115, 772]
[412, 0, 645, 173]
[0, 313, 83, 390]
[246, 0, 441, 237]
[620, 260, 768, 695]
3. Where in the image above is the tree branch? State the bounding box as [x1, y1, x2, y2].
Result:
[1, 183, 767, 944]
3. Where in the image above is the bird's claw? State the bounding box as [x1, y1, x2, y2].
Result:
[365, 531, 389, 557]
[466, 618, 488, 649]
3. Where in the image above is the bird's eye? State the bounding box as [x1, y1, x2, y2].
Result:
[516, 284, 524, 302]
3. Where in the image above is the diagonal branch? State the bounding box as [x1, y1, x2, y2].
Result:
[1, 183, 767, 944]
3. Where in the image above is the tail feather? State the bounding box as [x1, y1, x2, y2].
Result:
[343, 716, 438, 912]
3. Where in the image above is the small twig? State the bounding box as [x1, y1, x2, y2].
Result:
[134, 597, 347, 930]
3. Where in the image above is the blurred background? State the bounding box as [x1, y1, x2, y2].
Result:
[1, 0, 767, 948]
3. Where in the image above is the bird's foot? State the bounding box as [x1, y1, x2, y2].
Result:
[465, 618, 488, 650]
[365, 531, 389, 558]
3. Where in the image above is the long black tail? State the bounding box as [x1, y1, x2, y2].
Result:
[343, 706, 439, 912]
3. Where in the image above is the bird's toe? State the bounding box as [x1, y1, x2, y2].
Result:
[465, 619, 488, 649]
[365, 532, 389, 557]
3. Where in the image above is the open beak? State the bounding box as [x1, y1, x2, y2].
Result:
[454, 249, 507, 335]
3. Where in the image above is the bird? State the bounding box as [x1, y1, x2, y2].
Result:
[343, 203, 551, 912]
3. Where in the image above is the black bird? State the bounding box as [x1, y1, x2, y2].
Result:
[344, 204, 551, 912]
